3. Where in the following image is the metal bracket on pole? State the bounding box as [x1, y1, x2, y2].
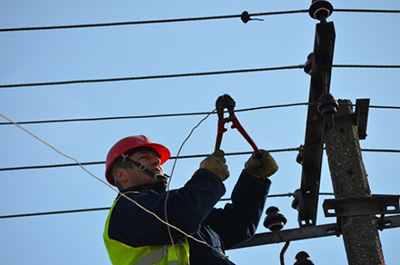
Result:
[329, 98, 370, 140]
[323, 195, 400, 217]
[354, 98, 370, 140]
[297, 18, 336, 227]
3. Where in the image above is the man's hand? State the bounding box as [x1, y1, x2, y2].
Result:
[245, 149, 278, 180]
[199, 150, 230, 181]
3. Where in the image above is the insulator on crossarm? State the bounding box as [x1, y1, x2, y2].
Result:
[309, 0, 333, 22]
[294, 251, 315, 265]
[304, 53, 313, 75]
[318, 92, 339, 116]
[263, 206, 287, 231]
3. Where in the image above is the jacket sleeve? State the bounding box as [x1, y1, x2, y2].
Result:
[108, 168, 226, 247]
[203, 169, 271, 249]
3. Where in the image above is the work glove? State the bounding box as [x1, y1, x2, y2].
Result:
[199, 150, 230, 181]
[245, 149, 278, 180]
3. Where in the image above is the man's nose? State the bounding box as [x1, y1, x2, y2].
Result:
[150, 156, 161, 166]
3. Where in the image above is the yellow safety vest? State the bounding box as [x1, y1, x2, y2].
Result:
[103, 191, 190, 265]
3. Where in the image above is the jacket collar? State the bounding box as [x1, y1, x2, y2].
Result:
[120, 182, 166, 194]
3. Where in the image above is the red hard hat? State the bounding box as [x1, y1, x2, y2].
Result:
[105, 135, 170, 186]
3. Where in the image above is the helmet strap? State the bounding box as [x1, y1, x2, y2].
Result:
[122, 155, 168, 185]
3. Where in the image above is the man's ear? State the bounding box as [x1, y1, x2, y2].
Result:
[114, 168, 128, 184]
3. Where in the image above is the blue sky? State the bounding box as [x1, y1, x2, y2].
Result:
[0, 1, 399, 264]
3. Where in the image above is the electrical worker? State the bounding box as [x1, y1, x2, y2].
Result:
[103, 135, 278, 265]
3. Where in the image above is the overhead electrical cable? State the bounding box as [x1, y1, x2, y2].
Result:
[0, 10, 307, 32]
[3, 192, 397, 220]
[0, 207, 110, 219]
[0, 148, 301, 172]
[0, 192, 337, 220]
[1, 64, 399, 89]
[361, 148, 400, 153]
[4, 191, 393, 219]
[0, 102, 309, 126]
[0, 102, 398, 126]
[334, 9, 400, 14]
[1, 148, 399, 172]
[333, 64, 400, 69]
[369, 105, 400, 110]
[0, 9, 398, 32]
[0, 65, 304, 89]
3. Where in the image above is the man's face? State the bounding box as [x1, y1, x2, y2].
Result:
[127, 149, 164, 184]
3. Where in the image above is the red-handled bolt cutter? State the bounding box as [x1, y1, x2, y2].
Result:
[214, 94, 260, 155]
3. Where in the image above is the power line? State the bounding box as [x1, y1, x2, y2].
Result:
[0, 9, 398, 32]
[0, 207, 110, 219]
[0, 10, 307, 32]
[0, 148, 300, 172]
[333, 64, 400, 69]
[0, 65, 303, 89]
[334, 9, 400, 14]
[2, 191, 397, 219]
[0, 111, 214, 125]
[1, 102, 399, 126]
[369, 105, 400, 110]
[1, 64, 399, 89]
[1, 148, 399, 172]
[361, 148, 400, 153]
[0, 192, 335, 220]
[0, 102, 309, 126]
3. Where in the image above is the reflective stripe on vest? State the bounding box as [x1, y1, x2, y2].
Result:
[103, 191, 190, 265]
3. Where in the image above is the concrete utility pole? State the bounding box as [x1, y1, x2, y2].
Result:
[325, 99, 385, 265]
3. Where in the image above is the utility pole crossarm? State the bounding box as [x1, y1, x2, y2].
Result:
[230, 214, 400, 249]
[230, 223, 339, 249]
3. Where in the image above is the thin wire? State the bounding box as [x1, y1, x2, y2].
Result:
[166, 110, 216, 187]
[164, 109, 216, 264]
[0, 8, 398, 32]
[0, 112, 226, 255]
[0, 65, 304, 89]
[0, 10, 308, 32]
[1, 147, 399, 172]
[0, 102, 309, 126]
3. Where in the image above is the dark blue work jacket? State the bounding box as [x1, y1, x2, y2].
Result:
[107, 168, 271, 265]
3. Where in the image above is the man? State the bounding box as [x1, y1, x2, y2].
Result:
[103, 135, 278, 265]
